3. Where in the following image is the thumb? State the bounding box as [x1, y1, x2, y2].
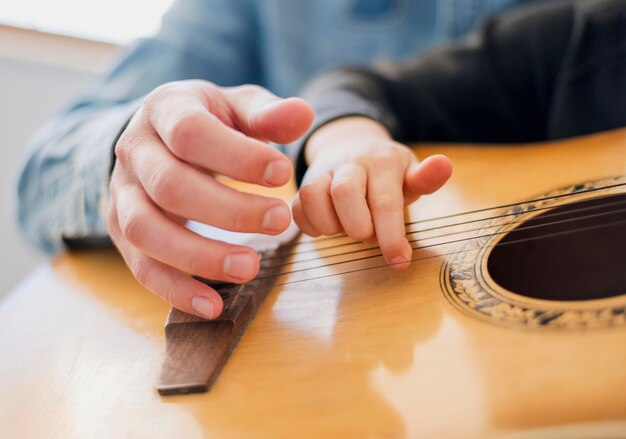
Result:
[224, 85, 314, 144]
[404, 154, 453, 204]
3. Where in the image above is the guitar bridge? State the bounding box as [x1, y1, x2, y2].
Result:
[157, 246, 295, 396]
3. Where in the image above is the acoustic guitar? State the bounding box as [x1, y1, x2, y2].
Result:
[1, 129, 625, 438]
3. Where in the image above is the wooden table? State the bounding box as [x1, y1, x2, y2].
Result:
[2, 130, 626, 438]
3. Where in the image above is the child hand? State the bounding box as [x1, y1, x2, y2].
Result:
[292, 117, 452, 269]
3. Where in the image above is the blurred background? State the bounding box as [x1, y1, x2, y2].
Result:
[0, 0, 173, 298]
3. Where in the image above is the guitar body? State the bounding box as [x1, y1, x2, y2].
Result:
[1, 130, 625, 438]
[243, 129, 626, 438]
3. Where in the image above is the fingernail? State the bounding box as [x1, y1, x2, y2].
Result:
[263, 160, 291, 185]
[191, 296, 215, 319]
[223, 252, 256, 280]
[262, 204, 291, 233]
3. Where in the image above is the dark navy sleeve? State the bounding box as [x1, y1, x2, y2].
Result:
[293, 0, 626, 185]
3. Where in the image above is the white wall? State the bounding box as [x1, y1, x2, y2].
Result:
[0, 26, 119, 297]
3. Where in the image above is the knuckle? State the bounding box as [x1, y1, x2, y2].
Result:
[186, 251, 210, 278]
[144, 82, 178, 107]
[370, 153, 396, 170]
[230, 203, 257, 231]
[161, 276, 185, 309]
[291, 200, 307, 226]
[146, 80, 211, 107]
[323, 224, 343, 236]
[313, 213, 341, 236]
[142, 85, 176, 121]
[298, 182, 321, 204]
[119, 211, 145, 245]
[149, 167, 178, 208]
[350, 227, 374, 242]
[330, 179, 356, 201]
[114, 126, 153, 168]
[162, 281, 176, 307]
[231, 84, 265, 98]
[130, 258, 152, 287]
[168, 111, 205, 158]
[113, 133, 132, 165]
[371, 193, 397, 213]
[297, 219, 321, 237]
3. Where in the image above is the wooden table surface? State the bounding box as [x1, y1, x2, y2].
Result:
[2, 130, 626, 439]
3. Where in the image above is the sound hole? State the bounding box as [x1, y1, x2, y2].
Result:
[487, 193, 626, 301]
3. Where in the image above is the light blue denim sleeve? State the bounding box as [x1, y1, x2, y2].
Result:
[17, 0, 535, 254]
[16, 101, 140, 254]
[16, 0, 259, 254]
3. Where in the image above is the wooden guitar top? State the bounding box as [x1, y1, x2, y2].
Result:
[1, 129, 625, 438]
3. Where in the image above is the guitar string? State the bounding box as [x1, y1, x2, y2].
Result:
[268, 216, 626, 286]
[301, 180, 626, 245]
[262, 197, 626, 268]
[265, 180, 626, 257]
[257, 206, 626, 279]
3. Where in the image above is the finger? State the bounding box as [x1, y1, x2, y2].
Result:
[129, 137, 291, 234]
[404, 154, 453, 204]
[330, 164, 374, 242]
[113, 179, 260, 283]
[367, 166, 413, 269]
[224, 85, 314, 144]
[292, 195, 321, 237]
[108, 213, 224, 319]
[146, 86, 292, 187]
[299, 172, 343, 236]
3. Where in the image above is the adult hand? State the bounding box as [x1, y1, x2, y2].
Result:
[292, 117, 452, 269]
[109, 80, 313, 319]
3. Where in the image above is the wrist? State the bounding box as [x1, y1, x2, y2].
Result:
[305, 116, 392, 164]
